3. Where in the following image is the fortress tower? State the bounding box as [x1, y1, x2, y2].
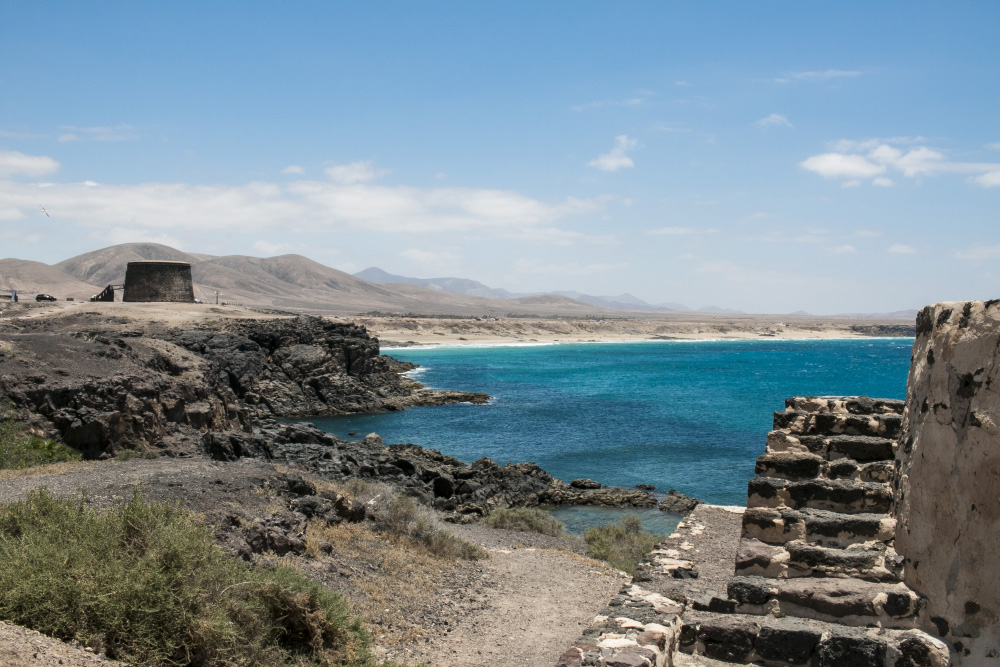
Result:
[122, 261, 195, 303]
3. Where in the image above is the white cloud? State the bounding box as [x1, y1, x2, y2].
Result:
[842, 180, 862, 188]
[511, 258, 628, 276]
[647, 226, 717, 235]
[587, 135, 637, 172]
[955, 244, 1000, 260]
[986, 142, 1000, 150]
[57, 124, 137, 142]
[755, 113, 793, 129]
[573, 97, 647, 112]
[888, 244, 917, 255]
[854, 229, 882, 238]
[832, 245, 856, 254]
[0, 176, 608, 242]
[399, 247, 461, 266]
[800, 153, 885, 179]
[972, 171, 1000, 188]
[675, 80, 691, 87]
[802, 140, 1000, 186]
[324, 160, 389, 184]
[0, 150, 61, 177]
[282, 165, 305, 175]
[829, 136, 926, 152]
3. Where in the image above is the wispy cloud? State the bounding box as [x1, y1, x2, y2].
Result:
[0, 128, 47, 140]
[572, 96, 648, 112]
[0, 150, 61, 177]
[399, 247, 461, 266]
[511, 258, 628, 276]
[800, 154, 886, 179]
[57, 124, 137, 143]
[282, 165, 305, 175]
[888, 244, 917, 255]
[955, 244, 1000, 260]
[832, 245, 856, 254]
[801, 139, 1000, 187]
[972, 171, 1000, 188]
[646, 226, 717, 235]
[324, 160, 389, 184]
[755, 113, 793, 129]
[0, 151, 609, 242]
[774, 69, 861, 84]
[587, 135, 637, 172]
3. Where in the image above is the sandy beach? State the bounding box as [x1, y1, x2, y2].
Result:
[351, 313, 915, 347]
[1, 301, 915, 347]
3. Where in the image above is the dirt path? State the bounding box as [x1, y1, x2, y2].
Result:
[399, 530, 627, 667]
[0, 459, 627, 667]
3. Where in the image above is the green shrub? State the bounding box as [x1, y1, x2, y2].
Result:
[583, 516, 662, 574]
[480, 507, 566, 536]
[0, 412, 81, 470]
[0, 489, 374, 666]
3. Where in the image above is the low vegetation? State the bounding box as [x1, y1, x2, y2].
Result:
[0, 408, 81, 470]
[0, 489, 377, 666]
[480, 507, 566, 536]
[344, 479, 487, 561]
[583, 516, 662, 574]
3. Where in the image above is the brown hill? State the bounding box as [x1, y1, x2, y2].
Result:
[45, 243, 608, 316]
[0, 258, 101, 299]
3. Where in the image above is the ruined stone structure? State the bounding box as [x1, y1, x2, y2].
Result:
[895, 302, 1000, 663]
[122, 261, 194, 303]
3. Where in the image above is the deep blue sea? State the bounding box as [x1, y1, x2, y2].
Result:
[307, 338, 913, 530]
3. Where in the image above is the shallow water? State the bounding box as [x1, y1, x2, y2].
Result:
[309, 338, 912, 519]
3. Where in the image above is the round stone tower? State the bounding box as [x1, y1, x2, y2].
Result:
[122, 261, 195, 303]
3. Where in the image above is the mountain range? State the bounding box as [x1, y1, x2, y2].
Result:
[353, 267, 739, 314]
[0, 243, 917, 319]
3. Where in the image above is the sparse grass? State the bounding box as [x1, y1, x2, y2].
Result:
[0, 408, 82, 470]
[480, 507, 566, 536]
[0, 489, 376, 666]
[583, 516, 663, 574]
[114, 445, 159, 462]
[346, 481, 487, 561]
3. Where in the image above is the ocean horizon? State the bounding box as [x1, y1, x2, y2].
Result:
[308, 338, 914, 528]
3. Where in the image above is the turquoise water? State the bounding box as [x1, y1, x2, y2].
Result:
[308, 338, 913, 508]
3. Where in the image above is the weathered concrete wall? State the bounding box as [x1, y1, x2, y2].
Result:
[894, 300, 1000, 664]
[122, 261, 194, 303]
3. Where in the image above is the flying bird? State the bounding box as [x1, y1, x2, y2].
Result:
[39, 205, 50, 217]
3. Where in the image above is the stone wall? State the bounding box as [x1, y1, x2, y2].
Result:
[894, 301, 1000, 663]
[122, 261, 194, 302]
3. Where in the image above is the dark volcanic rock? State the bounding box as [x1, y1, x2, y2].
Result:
[0, 316, 486, 459]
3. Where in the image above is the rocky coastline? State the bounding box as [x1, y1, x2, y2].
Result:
[0, 312, 690, 517]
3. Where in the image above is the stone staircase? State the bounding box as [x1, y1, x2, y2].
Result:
[678, 396, 950, 667]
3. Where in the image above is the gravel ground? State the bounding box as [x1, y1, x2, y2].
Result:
[0, 457, 628, 667]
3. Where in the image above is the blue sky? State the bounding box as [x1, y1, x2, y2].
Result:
[1, 1, 998, 314]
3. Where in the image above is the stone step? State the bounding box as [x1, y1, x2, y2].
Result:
[773, 411, 902, 439]
[725, 575, 923, 629]
[734, 538, 903, 583]
[742, 507, 896, 548]
[747, 477, 893, 514]
[784, 396, 905, 416]
[754, 452, 894, 484]
[766, 432, 897, 464]
[679, 609, 948, 666]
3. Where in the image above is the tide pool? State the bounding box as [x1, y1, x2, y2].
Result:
[308, 338, 913, 508]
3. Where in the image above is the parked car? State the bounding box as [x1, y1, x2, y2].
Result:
[35, 293, 57, 301]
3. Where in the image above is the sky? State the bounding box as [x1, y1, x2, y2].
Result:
[1, 1, 998, 315]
